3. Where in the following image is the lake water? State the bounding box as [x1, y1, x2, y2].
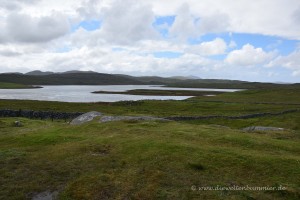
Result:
[0, 85, 240, 103]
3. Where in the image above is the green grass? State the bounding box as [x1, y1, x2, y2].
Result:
[0, 85, 300, 199]
[186, 112, 300, 131]
[0, 98, 299, 118]
[0, 118, 299, 199]
[193, 87, 300, 104]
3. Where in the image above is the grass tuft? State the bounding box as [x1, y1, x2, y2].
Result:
[188, 162, 205, 171]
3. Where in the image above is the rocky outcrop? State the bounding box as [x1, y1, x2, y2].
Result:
[0, 109, 84, 120]
[100, 115, 168, 123]
[32, 190, 58, 200]
[1, 108, 299, 125]
[69, 112, 167, 124]
[70, 111, 103, 125]
[13, 121, 22, 127]
[242, 126, 284, 132]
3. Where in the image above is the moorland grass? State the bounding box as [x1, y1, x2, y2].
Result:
[0, 118, 299, 199]
[0, 86, 300, 199]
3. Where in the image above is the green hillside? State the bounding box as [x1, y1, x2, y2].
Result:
[0, 73, 144, 86]
[1, 72, 297, 89]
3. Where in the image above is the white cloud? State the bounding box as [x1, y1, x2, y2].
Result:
[187, 38, 227, 56]
[0, 45, 22, 57]
[0, 0, 39, 11]
[0, 0, 299, 82]
[226, 44, 275, 66]
[21, 0, 82, 17]
[229, 40, 237, 48]
[292, 6, 300, 26]
[0, 13, 70, 43]
[2, 0, 300, 41]
[149, 0, 300, 40]
[169, 3, 198, 41]
[97, 0, 158, 45]
[169, 5, 230, 41]
[267, 50, 300, 76]
[0, 43, 219, 76]
[198, 13, 230, 35]
[77, 0, 103, 19]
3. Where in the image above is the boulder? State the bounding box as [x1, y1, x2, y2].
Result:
[32, 190, 58, 200]
[100, 115, 168, 123]
[13, 121, 22, 127]
[70, 111, 103, 125]
[242, 126, 284, 132]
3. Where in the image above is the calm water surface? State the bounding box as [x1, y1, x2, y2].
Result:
[0, 85, 239, 102]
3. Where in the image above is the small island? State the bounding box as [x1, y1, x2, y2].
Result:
[92, 89, 224, 96]
[0, 82, 42, 89]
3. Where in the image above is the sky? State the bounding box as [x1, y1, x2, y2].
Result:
[0, 0, 300, 82]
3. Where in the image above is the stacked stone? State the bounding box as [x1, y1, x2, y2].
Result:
[0, 109, 84, 120]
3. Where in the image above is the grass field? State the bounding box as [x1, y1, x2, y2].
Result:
[0, 86, 299, 199]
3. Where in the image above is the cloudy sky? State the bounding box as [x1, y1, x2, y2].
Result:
[0, 0, 300, 82]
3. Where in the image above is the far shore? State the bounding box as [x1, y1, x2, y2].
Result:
[0, 82, 43, 89]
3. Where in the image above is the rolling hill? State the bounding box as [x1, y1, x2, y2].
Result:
[0, 70, 298, 89]
[0, 72, 144, 85]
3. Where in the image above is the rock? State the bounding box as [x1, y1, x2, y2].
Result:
[32, 191, 58, 200]
[100, 115, 168, 123]
[70, 111, 103, 125]
[13, 121, 22, 127]
[210, 124, 230, 129]
[242, 126, 284, 132]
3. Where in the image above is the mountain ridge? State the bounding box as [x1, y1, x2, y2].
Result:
[1, 70, 298, 89]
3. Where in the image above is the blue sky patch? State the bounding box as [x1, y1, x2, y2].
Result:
[72, 20, 101, 32]
[153, 16, 175, 37]
[153, 51, 183, 59]
[208, 54, 227, 61]
[112, 47, 125, 52]
[231, 33, 298, 55]
[56, 46, 72, 53]
[154, 16, 175, 26]
[188, 32, 298, 56]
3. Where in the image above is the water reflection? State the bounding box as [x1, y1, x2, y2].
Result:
[0, 85, 239, 102]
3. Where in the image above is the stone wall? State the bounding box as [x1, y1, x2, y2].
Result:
[0, 109, 84, 120]
[166, 109, 300, 121]
[1, 108, 299, 122]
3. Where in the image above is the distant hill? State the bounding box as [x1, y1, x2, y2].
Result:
[2, 72, 23, 75]
[0, 70, 297, 89]
[126, 76, 182, 84]
[26, 70, 54, 76]
[0, 72, 144, 85]
[25, 70, 98, 75]
[62, 70, 98, 74]
[169, 76, 200, 80]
